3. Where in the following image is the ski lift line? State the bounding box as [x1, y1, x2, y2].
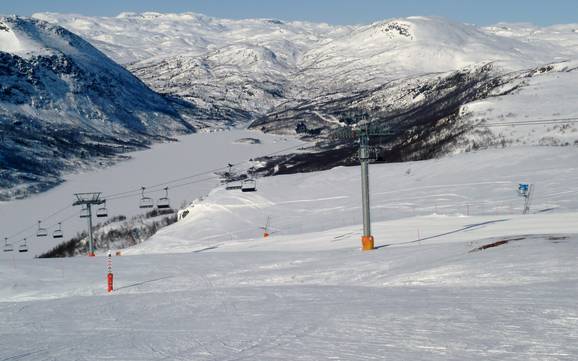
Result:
[8, 142, 304, 239]
[6, 203, 74, 240]
[14, 210, 81, 245]
[167, 177, 220, 191]
[482, 119, 578, 127]
[484, 116, 578, 124]
[101, 143, 305, 200]
[106, 176, 220, 202]
[337, 116, 578, 143]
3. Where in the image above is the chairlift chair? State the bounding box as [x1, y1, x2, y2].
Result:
[139, 186, 154, 209]
[53, 222, 64, 239]
[80, 206, 90, 218]
[157, 187, 171, 209]
[18, 238, 28, 253]
[241, 179, 257, 192]
[36, 220, 48, 237]
[3, 238, 13, 252]
[96, 200, 108, 218]
[225, 182, 242, 190]
[224, 163, 244, 190]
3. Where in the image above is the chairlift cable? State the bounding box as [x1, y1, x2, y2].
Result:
[15, 210, 81, 244]
[8, 143, 305, 241]
[102, 143, 306, 199]
[482, 119, 578, 127]
[6, 204, 73, 240]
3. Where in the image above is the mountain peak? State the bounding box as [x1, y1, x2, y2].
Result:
[115, 11, 210, 22]
[0, 16, 48, 56]
[371, 20, 415, 40]
[360, 16, 489, 44]
[0, 16, 102, 61]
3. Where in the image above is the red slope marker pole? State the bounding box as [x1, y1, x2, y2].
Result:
[107, 250, 113, 293]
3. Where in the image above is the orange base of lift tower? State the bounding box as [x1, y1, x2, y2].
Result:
[361, 235, 374, 251]
[88, 252, 96, 257]
[263, 232, 270, 238]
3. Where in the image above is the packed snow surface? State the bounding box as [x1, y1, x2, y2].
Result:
[1, 235, 576, 360]
[1, 146, 577, 360]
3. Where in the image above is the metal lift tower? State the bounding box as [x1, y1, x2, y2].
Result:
[73, 192, 105, 257]
[336, 122, 394, 251]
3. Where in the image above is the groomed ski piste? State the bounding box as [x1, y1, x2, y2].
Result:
[1, 146, 578, 360]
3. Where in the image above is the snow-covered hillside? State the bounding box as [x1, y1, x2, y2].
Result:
[126, 146, 578, 255]
[294, 16, 557, 94]
[0, 16, 203, 200]
[1, 145, 577, 360]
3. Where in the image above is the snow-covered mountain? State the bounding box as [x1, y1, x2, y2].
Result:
[0, 16, 206, 200]
[34, 13, 578, 145]
[6, 12, 578, 198]
[33, 12, 351, 116]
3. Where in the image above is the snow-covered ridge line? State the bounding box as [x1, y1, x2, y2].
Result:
[33, 12, 578, 125]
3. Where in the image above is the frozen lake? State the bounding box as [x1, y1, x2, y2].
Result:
[0, 130, 303, 258]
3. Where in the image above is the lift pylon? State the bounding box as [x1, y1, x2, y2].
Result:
[334, 121, 395, 251]
[73, 192, 105, 257]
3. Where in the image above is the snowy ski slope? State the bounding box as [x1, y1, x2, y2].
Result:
[1, 146, 577, 360]
[127, 146, 578, 254]
[1, 234, 576, 360]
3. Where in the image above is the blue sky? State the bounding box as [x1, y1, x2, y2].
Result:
[0, 0, 576, 26]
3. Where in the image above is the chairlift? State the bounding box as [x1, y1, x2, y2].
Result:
[96, 200, 108, 218]
[80, 206, 90, 218]
[225, 182, 242, 190]
[241, 179, 257, 192]
[3, 237, 13, 252]
[18, 238, 28, 253]
[53, 222, 64, 239]
[157, 187, 171, 209]
[36, 220, 48, 237]
[139, 186, 154, 209]
[224, 163, 239, 190]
